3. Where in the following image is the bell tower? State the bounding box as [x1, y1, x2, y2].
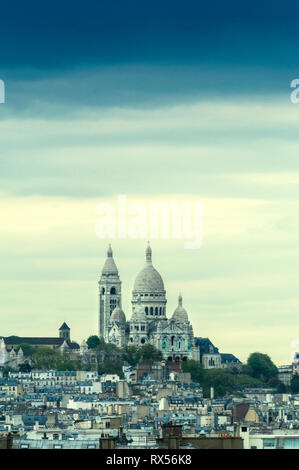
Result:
[99, 245, 122, 341]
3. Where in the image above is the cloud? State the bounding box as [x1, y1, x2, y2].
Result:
[1, 88, 299, 365]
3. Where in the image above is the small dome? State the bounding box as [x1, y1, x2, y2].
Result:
[111, 299, 126, 324]
[133, 242, 165, 294]
[172, 294, 188, 323]
[131, 295, 147, 322]
[101, 244, 119, 275]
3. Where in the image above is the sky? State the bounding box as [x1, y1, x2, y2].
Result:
[1, 1, 299, 365]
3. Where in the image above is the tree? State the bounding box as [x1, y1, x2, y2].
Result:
[246, 352, 278, 382]
[99, 360, 124, 378]
[138, 344, 162, 364]
[290, 375, 299, 394]
[56, 360, 77, 371]
[86, 335, 101, 349]
[3, 366, 13, 376]
[122, 345, 141, 366]
[16, 343, 34, 357]
[203, 369, 235, 398]
[181, 359, 205, 384]
[32, 347, 62, 369]
[19, 363, 32, 373]
[276, 381, 286, 393]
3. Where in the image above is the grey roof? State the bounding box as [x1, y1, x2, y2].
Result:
[172, 294, 188, 324]
[3, 337, 79, 350]
[220, 353, 241, 364]
[194, 337, 219, 354]
[4, 337, 63, 346]
[101, 245, 119, 275]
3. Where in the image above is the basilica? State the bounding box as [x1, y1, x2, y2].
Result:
[99, 243, 240, 368]
[0, 243, 240, 371]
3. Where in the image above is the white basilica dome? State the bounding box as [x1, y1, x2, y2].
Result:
[172, 294, 188, 323]
[111, 301, 126, 324]
[133, 243, 165, 294]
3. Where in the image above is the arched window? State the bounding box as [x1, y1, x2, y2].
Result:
[145, 307, 148, 315]
[155, 307, 158, 315]
[141, 338, 145, 344]
[171, 336, 175, 346]
[110, 298, 117, 313]
[110, 287, 116, 295]
[150, 307, 153, 315]
[101, 287, 105, 294]
[159, 307, 162, 315]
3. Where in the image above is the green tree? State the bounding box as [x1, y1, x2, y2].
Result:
[234, 374, 263, 387]
[246, 352, 278, 382]
[18, 363, 32, 373]
[138, 344, 162, 364]
[3, 366, 13, 376]
[181, 359, 205, 384]
[16, 343, 34, 357]
[276, 381, 286, 393]
[290, 375, 299, 394]
[32, 346, 62, 369]
[99, 360, 124, 378]
[56, 360, 77, 371]
[86, 335, 101, 349]
[203, 369, 235, 398]
[122, 345, 141, 366]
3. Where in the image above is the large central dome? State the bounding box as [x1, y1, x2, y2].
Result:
[133, 243, 165, 294]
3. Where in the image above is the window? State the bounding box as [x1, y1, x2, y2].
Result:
[110, 287, 116, 294]
[110, 298, 117, 313]
[263, 439, 274, 449]
[241, 427, 247, 432]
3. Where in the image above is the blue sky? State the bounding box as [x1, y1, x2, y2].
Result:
[1, 1, 299, 364]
